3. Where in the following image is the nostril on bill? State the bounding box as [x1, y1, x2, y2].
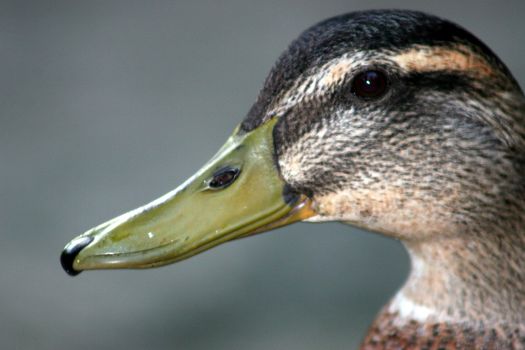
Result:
[60, 236, 93, 276]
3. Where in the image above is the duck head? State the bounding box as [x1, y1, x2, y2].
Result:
[62, 10, 525, 292]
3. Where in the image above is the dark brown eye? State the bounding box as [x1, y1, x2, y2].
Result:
[350, 70, 388, 99]
[209, 167, 240, 189]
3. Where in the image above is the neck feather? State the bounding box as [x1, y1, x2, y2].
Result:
[361, 227, 525, 349]
[392, 232, 525, 325]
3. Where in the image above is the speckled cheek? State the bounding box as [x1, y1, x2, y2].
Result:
[306, 188, 458, 240]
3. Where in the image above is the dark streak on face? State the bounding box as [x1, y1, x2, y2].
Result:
[240, 9, 521, 134]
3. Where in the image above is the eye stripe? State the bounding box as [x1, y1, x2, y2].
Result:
[267, 44, 498, 119]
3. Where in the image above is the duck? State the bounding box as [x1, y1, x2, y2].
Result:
[61, 9, 525, 349]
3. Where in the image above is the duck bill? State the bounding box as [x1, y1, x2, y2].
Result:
[62, 118, 315, 275]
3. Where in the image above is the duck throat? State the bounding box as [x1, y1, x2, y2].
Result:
[360, 233, 525, 349]
[389, 233, 525, 327]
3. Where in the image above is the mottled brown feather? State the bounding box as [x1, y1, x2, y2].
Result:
[361, 310, 525, 350]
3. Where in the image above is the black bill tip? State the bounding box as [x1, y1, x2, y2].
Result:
[60, 236, 93, 276]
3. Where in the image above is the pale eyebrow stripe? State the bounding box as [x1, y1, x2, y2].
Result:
[269, 55, 357, 115]
[294, 56, 356, 95]
[391, 44, 495, 77]
[269, 44, 496, 118]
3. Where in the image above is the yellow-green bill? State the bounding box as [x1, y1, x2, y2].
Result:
[61, 118, 315, 275]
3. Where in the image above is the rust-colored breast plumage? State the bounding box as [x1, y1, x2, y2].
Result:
[360, 311, 525, 350]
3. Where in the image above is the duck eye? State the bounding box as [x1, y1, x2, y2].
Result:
[208, 167, 240, 189]
[350, 70, 388, 100]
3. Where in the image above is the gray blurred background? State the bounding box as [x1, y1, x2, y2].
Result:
[2, 1, 524, 349]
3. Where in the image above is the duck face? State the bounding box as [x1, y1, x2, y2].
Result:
[251, 11, 524, 241]
[61, 10, 524, 275]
